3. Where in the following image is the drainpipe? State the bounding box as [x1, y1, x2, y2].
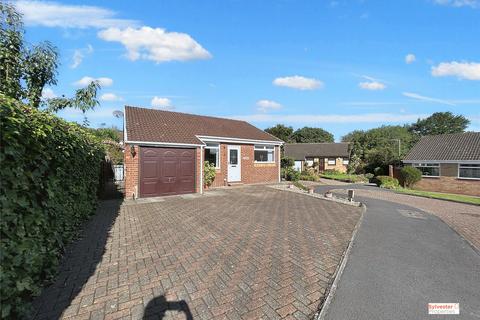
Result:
[200, 145, 204, 194]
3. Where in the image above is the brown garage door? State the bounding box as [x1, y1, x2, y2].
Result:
[140, 147, 196, 197]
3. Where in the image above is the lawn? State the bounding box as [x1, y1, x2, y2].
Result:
[395, 188, 480, 205]
[320, 172, 368, 183]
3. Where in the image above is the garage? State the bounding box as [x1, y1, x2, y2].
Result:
[139, 147, 196, 197]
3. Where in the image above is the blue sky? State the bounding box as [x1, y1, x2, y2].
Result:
[16, 0, 480, 140]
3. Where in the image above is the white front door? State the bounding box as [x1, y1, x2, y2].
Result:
[227, 145, 241, 182]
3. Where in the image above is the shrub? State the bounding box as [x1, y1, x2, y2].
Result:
[375, 176, 400, 189]
[284, 167, 301, 181]
[0, 96, 105, 318]
[203, 161, 216, 187]
[400, 166, 422, 188]
[323, 169, 342, 175]
[374, 166, 385, 176]
[365, 173, 374, 181]
[281, 156, 295, 168]
[299, 170, 319, 181]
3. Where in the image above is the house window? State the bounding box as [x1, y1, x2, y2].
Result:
[204, 143, 220, 168]
[343, 158, 349, 165]
[327, 158, 336, 165]
[458, 164, 480, 179]
[413, 163, 440, 177]
[254, 145, 275, 162]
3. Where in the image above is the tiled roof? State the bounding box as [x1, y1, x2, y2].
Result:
[284, 143, 350, 160]
[404, 132, 480, 161]
[124, 106, 282, 145]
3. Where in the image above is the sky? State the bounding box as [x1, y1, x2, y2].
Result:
[15, 0, 480, 141]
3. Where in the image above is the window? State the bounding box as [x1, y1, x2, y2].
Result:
[458, 164, 480, 179]
[254, 145, 275, 162]
[204, 143, 220, 168]
[343, 158, 349, 165]
[413, 163, 440, 177]
[327, 158, 336, 165]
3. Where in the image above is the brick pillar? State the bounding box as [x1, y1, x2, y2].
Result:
[124, 144, 139, 199]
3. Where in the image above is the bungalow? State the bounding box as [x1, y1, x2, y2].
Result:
[123, 106, 283, 198]
[284, 143, 350, 173]
[403, 132, 480, 197]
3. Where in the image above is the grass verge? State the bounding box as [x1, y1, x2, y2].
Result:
[395, 188, 480, 205]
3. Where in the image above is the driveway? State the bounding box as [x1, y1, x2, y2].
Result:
[314, 183, 480, 320]
[32, 185, 362, 320]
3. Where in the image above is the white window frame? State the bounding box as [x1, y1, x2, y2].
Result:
[413, 162, 440, 177]
[327, 158, 336, 165]
[342, 158, 349, 165]
[254, 145, 275, 163]
[204, 143, 220, 168]
[457, 163, 480, 180]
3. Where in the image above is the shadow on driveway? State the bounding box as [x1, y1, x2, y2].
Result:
[143, 295, 193, 320]
[30, 182, 123, 319]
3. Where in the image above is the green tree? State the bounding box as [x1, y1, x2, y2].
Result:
[342, 125, 415, 172]
[264, 124, 293, 142]
[409, 112, 470, 136]
[291, 127, 334, 143]
[0, 3, 99, 114]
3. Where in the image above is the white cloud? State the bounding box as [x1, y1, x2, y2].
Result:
[433, 0, 479, 8]
[402, 92, 456, 106]
[256, 100, 282, 113]
[273, 76, 324, 90]
[431, 61, 480, 80]
[14, 1, 137, 29]
[358, 75, 387, 90]
[71, 44, 93, 69]
[74, 76, 113, 87]
[98, 26, 212, 63]
[233, 113, 427, 124]
[41, 88, 57, 99]
[405, 54, 416, 64]
[151, 96, 174, 110]
[100, 93, 123, 102]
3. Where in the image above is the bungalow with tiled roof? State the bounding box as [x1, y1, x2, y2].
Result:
[403, 132, 480, 196]
[124, 106, 283, 198]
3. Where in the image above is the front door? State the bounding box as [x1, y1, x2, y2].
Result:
[227, 145, 241, 182]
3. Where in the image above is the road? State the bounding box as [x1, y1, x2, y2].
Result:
[315, 184, 480, 320]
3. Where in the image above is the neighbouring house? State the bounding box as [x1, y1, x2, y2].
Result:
[124, 106, 283, 198]
[284, 143, 350, 173]
[403, 132, 480, 197]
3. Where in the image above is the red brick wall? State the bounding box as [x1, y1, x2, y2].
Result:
[413, 177, 480, 197]
[125, 143, 280, 198]
[124, 144, 139, 199]
[208, 143, 279, 187]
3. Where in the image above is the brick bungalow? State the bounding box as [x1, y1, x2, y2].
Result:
[124, 106, 283, 198]
[403, 132, 480, 197]
[284, 143, 350, 173]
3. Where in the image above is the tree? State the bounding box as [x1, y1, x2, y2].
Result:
[409, 112, 470, 136]
[291, 127, 334, 143]
[264, 124, 293, 142]
[0, 3, 99, 116]
[342, 125, 415, 172]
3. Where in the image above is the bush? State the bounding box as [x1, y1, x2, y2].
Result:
[364, 173, 374, 181]
[284, 167, 301, 181]
[0, 96, 105, 318]
[400, 166, 422, 188]
[375, 176, 400, 189]
[281, 156, 295, 168]
[374, 166, 385, 176]
[299, 170, 319, 181]
[204, 161, 216, 187]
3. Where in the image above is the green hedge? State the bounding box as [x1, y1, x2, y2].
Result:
[375, 176, 400, 189]
[0, 96, 105, 318]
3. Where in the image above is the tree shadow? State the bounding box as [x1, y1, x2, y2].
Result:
[143, 295, 193, 320]
[29, 181, 123, 319]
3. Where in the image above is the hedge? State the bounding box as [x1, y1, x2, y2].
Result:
[0, 95, 105, 318]
[375, 176, 400, 189]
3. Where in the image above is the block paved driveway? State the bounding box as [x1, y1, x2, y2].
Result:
[32, 186, 362, 320]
